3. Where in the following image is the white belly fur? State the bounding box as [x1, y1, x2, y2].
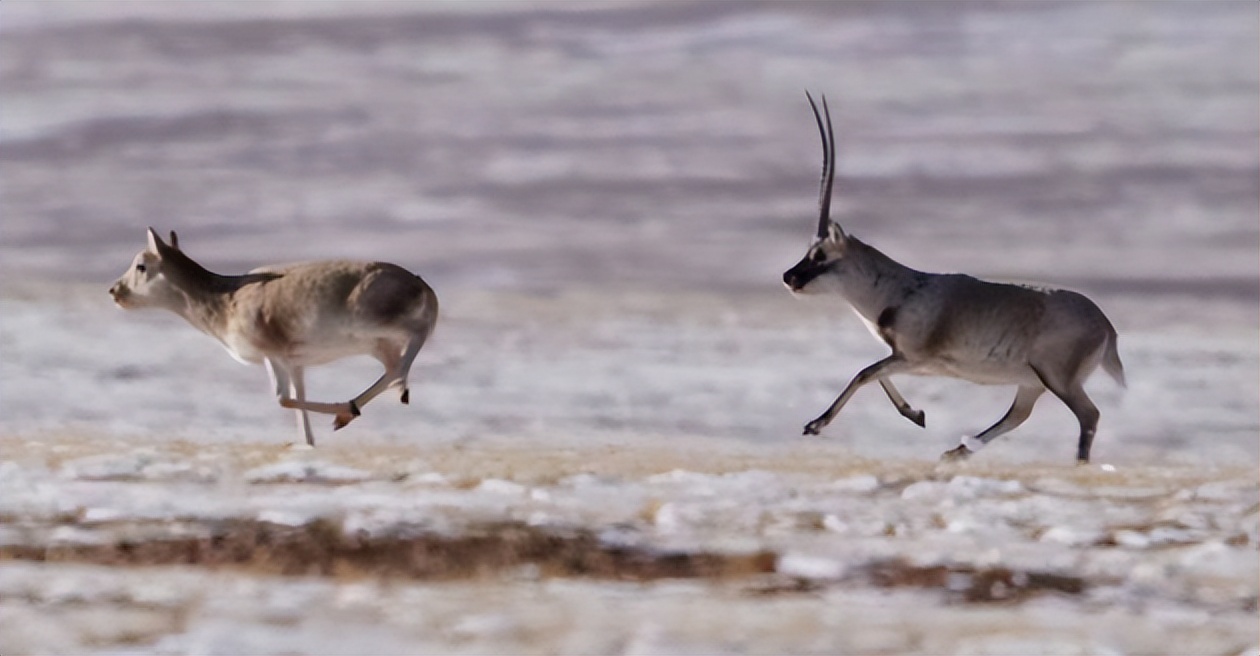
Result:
[219, 330, 389, 367]
[221, 334, 264, 365]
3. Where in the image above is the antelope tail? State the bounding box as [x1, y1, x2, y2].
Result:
[1102, 329, 1126, 388]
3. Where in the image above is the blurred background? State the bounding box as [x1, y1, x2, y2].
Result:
[1, 1, 1257, 462]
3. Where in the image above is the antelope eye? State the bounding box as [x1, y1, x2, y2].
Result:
[811, 250, 827, 263]
[135, 263, 147, 273]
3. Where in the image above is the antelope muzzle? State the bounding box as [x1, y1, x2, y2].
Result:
[782, 259, 824, 293]
[109, 281, 129, 306]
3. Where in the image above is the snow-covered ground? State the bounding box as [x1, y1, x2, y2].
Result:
[2, 434, 1257, 654]
[1, 2, 1257, 654]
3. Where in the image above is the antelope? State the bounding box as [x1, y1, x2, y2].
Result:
[781, 93, 1125, 463]
[109, 228, 438, 446]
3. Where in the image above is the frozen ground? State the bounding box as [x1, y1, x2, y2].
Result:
[1, 2, 1258, 654]
[2, 435, 1257, 654]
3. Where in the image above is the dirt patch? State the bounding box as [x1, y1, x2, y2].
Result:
[3, 518, 1088, 604]
[2, 519, 776, 582]
[862, 559, 1089, 603]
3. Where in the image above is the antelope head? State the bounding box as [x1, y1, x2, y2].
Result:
[782, 92, 851, 295]
[109, 228, 185, 310]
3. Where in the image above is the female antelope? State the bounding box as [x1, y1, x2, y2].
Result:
[110, 228, 438, 446]
[782, 94, 1124, 463]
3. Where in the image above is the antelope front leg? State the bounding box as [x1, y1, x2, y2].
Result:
[878, 377, 925, 427]
[265, 358, 361, 430]
[266, 359, 327, 445]
[805, 355, 910, 435]
[289, 365, 315, 447]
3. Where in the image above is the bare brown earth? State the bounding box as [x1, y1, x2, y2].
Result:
[5, 517, 1099, 604]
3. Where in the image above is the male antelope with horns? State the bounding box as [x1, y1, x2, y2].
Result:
[782, 93, 1125, 463]
[110, 229, 438, 446]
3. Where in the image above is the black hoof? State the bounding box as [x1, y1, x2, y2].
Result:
[333, 400, 362, 431]
[400, 389, 409, 405]
[909, 409, 926, 428]
[803, 421, 824, 436]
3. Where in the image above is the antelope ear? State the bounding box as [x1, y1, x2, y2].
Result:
[146, 227, 165, 254]
[146, 227, 176, 259]
[826, 221, 847, 244]
[169, 231, 180, 251]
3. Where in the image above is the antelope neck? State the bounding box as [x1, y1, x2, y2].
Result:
[838, 238, 928, 323]
[160, 252, 254, 339]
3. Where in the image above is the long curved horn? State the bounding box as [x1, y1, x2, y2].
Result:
[805, 91, 839, 239]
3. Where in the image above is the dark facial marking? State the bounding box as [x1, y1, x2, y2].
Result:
[782, 256, 825, 291]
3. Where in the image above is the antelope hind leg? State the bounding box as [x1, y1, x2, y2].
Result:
[940, 384, 1044, 462]
[1047, 383, 1100, 464]
[1031, 364, 1101, 464]
[277, 397, 360, 426]
[333, 335, 426, 430]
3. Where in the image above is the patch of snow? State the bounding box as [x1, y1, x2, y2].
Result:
[447, 613, 518, 641]
[342, 509, 412, 539]
[1177, 541, 1253, 579]
[256, 510, 315, 527]
[652, 502, 684, 534]
[80, 507, 125, 523]
[1041, 525, 1104, 547]
[476, 479, 529, 496]
[948, 476, 1024, 496]
[949, 634, 1123, 656]
[244, 461, 372, 485]
[822, 515, 849, 533]
[645, 470, 717, 497]
[1187, 481, 1255, 502]
[1146, 526, 1206, 547]
[407, 472, 449, 486]
[561, 473, 613, 488]
[62, 451, 156, 480]
[776, 553, 847, 580]
[1113, 530, 1152, 549]
[901, 481, 948, 501]
[48, 526, 106, 545]
[828, 475, 881, 493]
